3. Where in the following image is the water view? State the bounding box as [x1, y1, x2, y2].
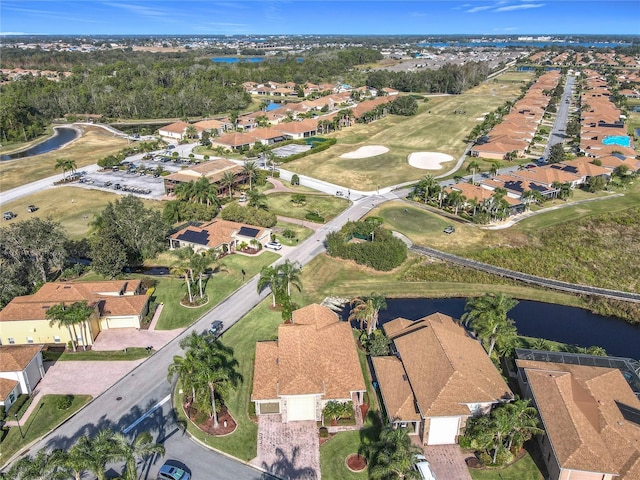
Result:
[1, 126, 80, 161]
[344, 298, 640, 359]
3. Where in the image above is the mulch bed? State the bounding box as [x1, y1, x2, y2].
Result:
[345, 453, 367, 472]
[186, 404, 237, 436]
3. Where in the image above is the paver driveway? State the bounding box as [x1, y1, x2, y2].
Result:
[252, 415, 320, 480]
[423, 444, 473, 480]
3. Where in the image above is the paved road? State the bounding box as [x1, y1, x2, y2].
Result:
[543, 74, 575, 159]
[7, 192, 392, 478]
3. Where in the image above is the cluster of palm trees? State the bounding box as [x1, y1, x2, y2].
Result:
[168, 332, 241, 429]
[257, 260, 302, 320]
[461, 398, 542, 466]
[4, 430, 164, 480]
[54, 158, 77, 181]
[45, 301, 94, 352]
[170, 247, 220, 304]
[348, 292, 387, 336]
[361, 426, 422, 480]
[461, 293, 519, 358]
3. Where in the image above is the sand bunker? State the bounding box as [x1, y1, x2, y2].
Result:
[340, 145, 389, 159]
[408, 152, 454, 170]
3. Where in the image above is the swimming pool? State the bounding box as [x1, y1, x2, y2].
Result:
[602, 135, 631, 147]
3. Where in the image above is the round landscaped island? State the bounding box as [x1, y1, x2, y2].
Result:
[345, 453, 368, 472]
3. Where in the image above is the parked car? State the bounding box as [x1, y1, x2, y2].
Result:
[3, 211, 17, 221]
[27, 205, 38, 213]
[265, 241, 283, 250]
[208, 320, 224, 339]
[157, 462, 190, 480]
[443, 225, 455, 234]
[414, 454, 437, 480]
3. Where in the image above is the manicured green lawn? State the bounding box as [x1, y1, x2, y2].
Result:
[173, 299, 283, 461]
[154, 251, 279, 330]
[57, 347, 152, 361]
[266, 192, 350, 222]
[0, 395, 91, 463]
[469, 449, 544, 480]
[271, 220, 314, 246]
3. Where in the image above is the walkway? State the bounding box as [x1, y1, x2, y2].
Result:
[252, 415, 320, 480]
[410, 244, 640, 303]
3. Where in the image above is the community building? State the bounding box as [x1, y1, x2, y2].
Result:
[163, 158, 245, 196]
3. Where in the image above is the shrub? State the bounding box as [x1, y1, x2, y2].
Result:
[305, 212, 325, 223]
[56, 394, 74, 410]
[282, 229, 296, 239]
[319, 427, 329, 438]
[290, 174, 300, 186]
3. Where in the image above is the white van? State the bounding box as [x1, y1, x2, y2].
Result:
[414, 454, 437, 480]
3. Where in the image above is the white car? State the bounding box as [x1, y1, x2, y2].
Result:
[265, 241, 282, 250]
[414, 454, 437, 480]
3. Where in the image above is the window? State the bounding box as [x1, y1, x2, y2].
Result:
[8, 337, 15, 344]
[9, 393, 15, 403]
[54, 336, 61, 343]
[27, 337, 34, 344]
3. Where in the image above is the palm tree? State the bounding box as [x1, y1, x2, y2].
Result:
[257, 266, 282, 307]
[364, 426, 422, 480]
[461, 293, 519, 357]
[6, 450, 66, 480]
[54, 158, 76, 180]
[242, 160, 259, 191]
[220, 171, 236, 199]
[170, 247, 197, 303]
[191, 177, 219, 206]
[190, 251, 215, 299]
[349, 293, 387, 335]
[467, 159, 480, 184]
[502, 399, 543, 454]
[246, 189, 267, 209]
[168, 352, 199, 409]
[110, 431, 165, 480]
[71, 430, 117, 480]
[46, 301, 94, 352]
[446, 190, 465, 215]
[276, 259, 302, 298]
[489, 162, 500, 177]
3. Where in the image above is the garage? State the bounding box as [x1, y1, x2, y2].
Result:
[427, 416, 460, 445]
[286, 395, 317, 421]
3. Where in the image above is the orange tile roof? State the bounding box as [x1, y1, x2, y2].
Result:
[213, 131, 259, 147]
[159, 121, 190, 134]
[273, 118, 319, 135]
[383, 313, 512, 418]
[252, 304, 365, 401]
[0, 345, 42, 371]
[517, 360, 640, 479]
[164, 159, 243, 184]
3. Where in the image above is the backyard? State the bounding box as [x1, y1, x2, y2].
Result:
[265, 192, 350, 222]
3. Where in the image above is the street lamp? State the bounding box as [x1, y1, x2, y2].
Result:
[14, 413, 24, 439]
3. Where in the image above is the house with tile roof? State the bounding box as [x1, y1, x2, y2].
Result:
[0, 345, 45, 411]
[0, 280, 148, 347]
[158, 121, 198, 141]
[163, 158, 245, 195]
[372, 313, 513, 445]
[516, 359, 640, 480]
[169, 219, 270, 254]
[251, 304, 366, 422]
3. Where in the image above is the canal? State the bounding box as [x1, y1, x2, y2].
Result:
[1, 127, 80, 161]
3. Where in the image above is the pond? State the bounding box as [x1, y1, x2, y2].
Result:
[342, 298, 640, 359]
[1, 127, 80, 161]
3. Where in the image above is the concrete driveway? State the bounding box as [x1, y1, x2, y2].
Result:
[252, 415, 320, 480]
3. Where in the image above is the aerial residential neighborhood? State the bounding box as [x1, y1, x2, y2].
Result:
[0, 2, 639, 480]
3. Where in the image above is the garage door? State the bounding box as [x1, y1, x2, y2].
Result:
[287, 395, 316, 421]
[427, 417, 459, 445]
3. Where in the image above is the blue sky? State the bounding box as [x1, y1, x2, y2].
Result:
[1, 1, 638, 36]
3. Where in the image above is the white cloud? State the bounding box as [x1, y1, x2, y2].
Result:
[495, 3, 544, 12]
[466, 5, 493, 13]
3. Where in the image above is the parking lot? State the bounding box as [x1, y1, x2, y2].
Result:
[72, 154, 208, 200]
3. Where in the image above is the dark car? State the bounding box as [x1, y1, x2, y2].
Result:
[157, 462, 190, 480]
[208, 320, 224, 338]
[27, 205, 38, 213]
[444, 225, 455, 234]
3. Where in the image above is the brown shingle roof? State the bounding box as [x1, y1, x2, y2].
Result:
[372, 356, 421, 421]
[0, 378, 18, 399]
[252, 304, 366, 401]
[518, 360, 640, 479]
[384, 313, 512, 417]
[0, 345, 42, 372]
[169, 219, 265, 249]
[159, 121, 190, 134]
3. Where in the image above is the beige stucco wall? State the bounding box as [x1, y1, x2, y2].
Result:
[99, 315, 142, 330]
